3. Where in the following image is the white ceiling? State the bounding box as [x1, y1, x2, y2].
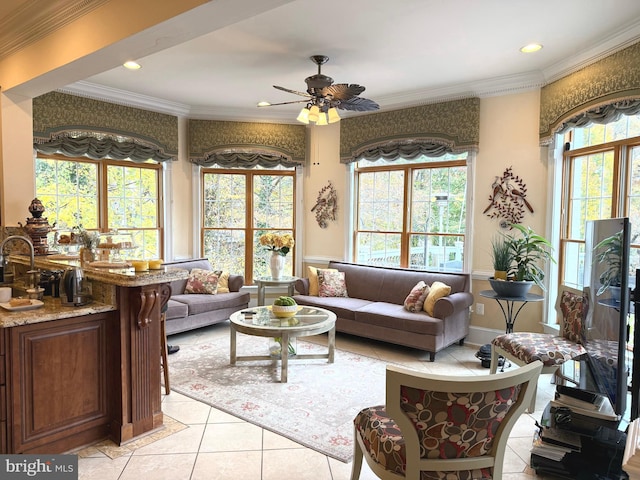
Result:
[7, 0, 640, 124]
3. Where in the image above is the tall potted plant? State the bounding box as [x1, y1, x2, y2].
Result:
[489, 224, 555, 297]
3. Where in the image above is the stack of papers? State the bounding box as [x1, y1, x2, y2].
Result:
[531, 428, 581, 462]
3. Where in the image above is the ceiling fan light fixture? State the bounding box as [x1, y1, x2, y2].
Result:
[327, 107, 340, 123]
[296, 107, 310, 124]
[315, 112, 328, 126]
[308, 105, 320, 122]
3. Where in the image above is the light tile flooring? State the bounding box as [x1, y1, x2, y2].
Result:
[77, 323, 557, 480]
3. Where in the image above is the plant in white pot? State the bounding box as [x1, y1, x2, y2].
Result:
[490, 224, 555, 297]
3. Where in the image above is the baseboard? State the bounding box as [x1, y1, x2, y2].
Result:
[466, 325, 504, 348]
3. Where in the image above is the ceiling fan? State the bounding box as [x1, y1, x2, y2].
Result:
[259, 55, 379, 124]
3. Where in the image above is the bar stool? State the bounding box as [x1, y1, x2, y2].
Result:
[160, 304, 170, 395]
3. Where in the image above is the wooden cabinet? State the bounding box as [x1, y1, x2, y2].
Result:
[7, 312, 115, 453]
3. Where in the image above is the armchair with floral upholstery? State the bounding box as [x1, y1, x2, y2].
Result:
[351, 361, 543, 480]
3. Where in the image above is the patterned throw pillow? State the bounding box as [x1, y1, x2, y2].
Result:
[214, 270, 230, 293]
[308, 266, 338, 296]
[423, 281, 452, 316]
[403, 281, 430, 313]
[318, 270, 349, 297]
[560, 290, 586, 344]
[184, 268, 219, 294]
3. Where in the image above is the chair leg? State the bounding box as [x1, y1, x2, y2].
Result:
[160, 312, 170, 395]
[489, 345, 500, 374]
[350, 428, 364, 480]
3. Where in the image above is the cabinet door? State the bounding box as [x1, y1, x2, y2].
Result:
[9, 312, 114, 453]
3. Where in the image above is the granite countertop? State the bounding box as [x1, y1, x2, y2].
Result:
[0, 296, 117, 328]
[8, 255, 189, 287]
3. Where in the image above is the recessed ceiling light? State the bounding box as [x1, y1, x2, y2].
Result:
[520, 43, 543, 53]
[257, 101, 271, 107]
[123, 61, 141, 70]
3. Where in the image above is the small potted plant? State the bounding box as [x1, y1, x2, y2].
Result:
[489, 224, 555, 297]
[490, 236, 511, 280]
[594, 229, 623, 297]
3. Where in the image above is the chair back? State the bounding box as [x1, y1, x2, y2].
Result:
[555, 284, 588, 344]
[385, 360, 542, 479]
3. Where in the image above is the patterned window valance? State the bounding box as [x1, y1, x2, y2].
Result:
[351, 138, 454, 162]
[192, 148, 300, 168]
[189, 119, 306, 167]
[340, 98, 480, 163]
[539, 40, 640, 145]
[33, 91, 178, 158]
[34, 131, 174, 162]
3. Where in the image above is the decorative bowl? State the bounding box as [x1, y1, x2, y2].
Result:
[489, 278, 533, 298]
[271, 304, 299, 318]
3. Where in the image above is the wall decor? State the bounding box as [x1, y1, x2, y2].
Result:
[311, 182, 338, 228]
[483, 166, 533, 228]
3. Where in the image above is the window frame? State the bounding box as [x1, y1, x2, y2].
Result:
[35, 153, 164, 257]
[200, 167, 297, 284]
[352, 156, 468, 271]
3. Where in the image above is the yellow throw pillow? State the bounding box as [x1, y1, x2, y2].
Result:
[215, 271, 230, 293]
[423, 281, 452, 316]
[308, 266, 337, 296]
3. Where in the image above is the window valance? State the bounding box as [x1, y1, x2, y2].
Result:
[34, 132, 174, 163]
[192, 149, 300, 168]
[340, 98, 480, 163]
[189, 119, 306, 166]
[539, 40, 640, 145]
[33, 91, 178, 159]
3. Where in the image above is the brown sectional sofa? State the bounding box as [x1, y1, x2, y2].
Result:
[293, 261, 473, 361]
[163, 258, 250, 335]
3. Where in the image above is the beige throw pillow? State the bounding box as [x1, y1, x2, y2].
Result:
[184, 268, 219, 294]
[214, 270, 230, 293]
[308, 266, 337, 296]
[423, 281, 451, 316]
[403, 281, 430, 313]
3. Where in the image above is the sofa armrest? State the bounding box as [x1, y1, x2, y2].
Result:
[433, 291, 474, 319]
[295, 278, 310, 295]
[228, 275, 245, 292]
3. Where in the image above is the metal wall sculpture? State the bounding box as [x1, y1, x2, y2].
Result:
[483, 166, 533, 228]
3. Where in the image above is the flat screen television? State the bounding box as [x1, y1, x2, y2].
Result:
[582, 217, 631, 417]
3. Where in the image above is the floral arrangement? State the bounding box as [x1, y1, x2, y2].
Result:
[73, 225, 99, 249]
[259, 232, 294, 256]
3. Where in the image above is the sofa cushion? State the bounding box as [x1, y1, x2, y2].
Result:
[172, 292, 249, 316]
[185, 268, 219, 294]
[318, 270, 348, 297]
[354, 302, 443, 336]
[292, 295, 372, 320]
[164, 299, 189, 320]
[403, 281, 430, 313]
[423, 281, 451, 316]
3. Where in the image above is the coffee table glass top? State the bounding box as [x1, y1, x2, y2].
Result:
[232, 306, 332, 330]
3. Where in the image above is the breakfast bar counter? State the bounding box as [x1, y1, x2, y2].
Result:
[0, 255, 189, 454]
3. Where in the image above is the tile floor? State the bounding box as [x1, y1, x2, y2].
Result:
[77, 323, 557, 479]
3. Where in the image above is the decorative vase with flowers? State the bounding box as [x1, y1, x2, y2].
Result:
[74, 225, 99, 264]
[259, 232, 294, 280]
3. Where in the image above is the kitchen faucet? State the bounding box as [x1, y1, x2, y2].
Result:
[0, 235, 37, 287]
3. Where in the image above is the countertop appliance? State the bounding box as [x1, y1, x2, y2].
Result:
[60, 267, 92, 306]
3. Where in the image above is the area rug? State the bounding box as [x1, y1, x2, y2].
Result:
[167, 335, 390, 462]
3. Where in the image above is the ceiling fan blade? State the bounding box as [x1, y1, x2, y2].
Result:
[258, 99, 309, 107]
[273, 85, 312, 98]
[336, 96, 380, 112]
[321, 84, 366, 101]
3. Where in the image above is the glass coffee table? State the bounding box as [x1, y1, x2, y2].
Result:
[229, 305, 336, 383]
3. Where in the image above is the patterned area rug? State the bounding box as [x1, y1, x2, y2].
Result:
[168, 335, 389, 462]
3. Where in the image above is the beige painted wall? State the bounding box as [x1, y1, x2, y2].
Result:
[471, 90, 550, 333]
